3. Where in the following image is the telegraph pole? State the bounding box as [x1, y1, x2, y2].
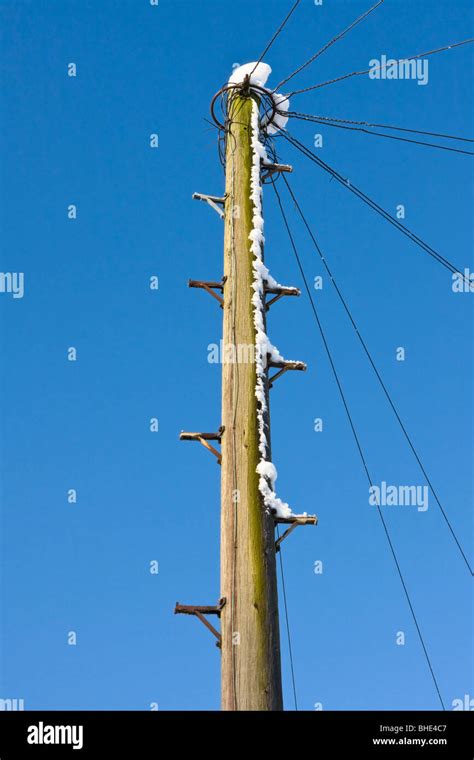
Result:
[219, 91, 283, 711]
[176, 78, 316, 712]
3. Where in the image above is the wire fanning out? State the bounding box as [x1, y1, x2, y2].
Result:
[287, 38, 474, 97]
[249, 0, 302, 78]
[286, 113, 474, 144]
[272, 181, 447, 710]
[286, 112, 474, 156]
[281, 174, 473, 576]
[283, 132, 470, 285]
[273, 0, 384, 92]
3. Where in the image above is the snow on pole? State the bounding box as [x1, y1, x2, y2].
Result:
[228, 62, 290, 135]
[249, 98, 293, 520]
[229, 62, 272, 88]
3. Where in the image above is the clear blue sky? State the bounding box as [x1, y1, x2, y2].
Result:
[0, 0, 472, 711]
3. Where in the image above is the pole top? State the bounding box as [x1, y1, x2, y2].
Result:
[210, 82, 277, 133]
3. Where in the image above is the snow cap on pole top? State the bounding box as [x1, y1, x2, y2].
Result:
[228, 61, 289, 134]
[228, 62, 272, 88]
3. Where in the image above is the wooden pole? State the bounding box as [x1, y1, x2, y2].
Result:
[220, 91, 283, 711]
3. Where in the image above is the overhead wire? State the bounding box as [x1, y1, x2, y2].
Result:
[249, 0, 302, 78]
[273, 0, 384, 92]
[286, 113, 474, 144]
[276, 526, 298, 710]
[287, 38, 474, 97]
[283, 131, 470, 285]
[272, 181, 446, 710]
[281, 174, 473, 576]
[286, 113, 474, 156]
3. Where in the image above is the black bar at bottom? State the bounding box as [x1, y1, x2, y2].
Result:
[0, 710, 472, 757]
